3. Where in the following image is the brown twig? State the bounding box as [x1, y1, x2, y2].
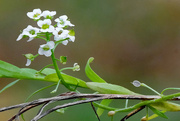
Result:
[1, 93, 180, 121]
[120, 106, 146, 121]
[90, 102, 101, 121]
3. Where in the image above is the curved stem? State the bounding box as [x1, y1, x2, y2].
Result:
[36, 36, 47, 41]
[60, 67, 73, 72]
[51, 49, 73, 91]
[38, 64, 54, 74]
[46, 32, 50, 41]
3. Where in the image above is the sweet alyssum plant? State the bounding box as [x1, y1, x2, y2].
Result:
[1, 8, 180, 121]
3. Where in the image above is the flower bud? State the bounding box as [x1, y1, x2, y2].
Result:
[24, 53, 36, 66]
[141, 116, 148, 121]
[24, 53, 34, 61]
[60, 56, 67, 64]
[68, 29, 75, 36]
[108, 111, 115, 117]
[132, 80, 141, 87]
[73, 63, 80, 71]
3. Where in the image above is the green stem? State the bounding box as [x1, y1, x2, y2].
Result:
[38, 64, 54, 74]
[111, 116, 114, 121]
[125, 99, 128, 108]
[141, 83, 161, 96]
[34, 54, 39, 58]
[36, 36, 47, 41]
[146, 106, 149, 119]
[51, 49, 73, 90]
[161, 88, 180, 95]
[60, 67, 73, 72]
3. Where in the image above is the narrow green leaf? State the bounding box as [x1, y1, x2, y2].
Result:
[143, 110, 167, 121]
[25, 83, 56, 102]
[97, 99, 112, 116]
[150, 101, 180, 112]
[86, 82, 138, 95]
[0, 60, 45, 80]
[148, 105, 168, 119]
[0, 79, 20, 93]
[0, 60, 21, 78]
[45, 73, 87, 88]
[85, 57, 106, 83]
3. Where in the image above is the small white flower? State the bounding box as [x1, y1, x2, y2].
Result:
[73, 63, 80, 71]
[132, 80, 141, 87]
[55, 15, 74, 28]
[41, 10, 56, 19]
[53, 27, 66, 36]
[53, 27, 69, 45]
[27, 8, 42, 20]
[16, 25, 40, 42]
[38, 41, 55, 57]
[53, 28, 69, 45]
[53, 29, 75, 44]
[37, 19, 55, 32]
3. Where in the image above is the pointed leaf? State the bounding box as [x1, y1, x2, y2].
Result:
[148, 105, 168, 119]
[0, 79, 20, 93]
[0, 60, 45, 80]
[86, 82, 138, 95]
[151, 101, 180, 112]
[25, 83, 56, 102]
[0, 60, 21, 78]
[85, 57, 106, 83]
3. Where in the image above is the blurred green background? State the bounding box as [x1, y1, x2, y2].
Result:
[1, 0, 180, 120]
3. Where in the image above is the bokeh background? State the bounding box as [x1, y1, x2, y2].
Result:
[1, 0, 180, 120]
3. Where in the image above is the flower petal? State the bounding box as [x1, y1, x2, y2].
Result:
[27, 37, 34, 42]
[38, 47, 44, 55]
[37, 20, 43, 27]
[25, 59, 31, 66]
[47, 41, 55, 49]
[44, 50, 52, 57]
[62, 40, 68, 45]
[60, 15, 68, 20]
[16, 34, 23, 41]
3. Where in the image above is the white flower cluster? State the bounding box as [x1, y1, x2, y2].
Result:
[17, 9, 75, 66]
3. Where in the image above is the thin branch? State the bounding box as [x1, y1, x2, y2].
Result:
[120, 106, 146, 121]
[90, 102, 101, 121]
[8, 104, 40, 121]
[31, 101, 53, 121]
[0, 93, 180, 121]
[31, 97, 104, 120]
[1, 94, 180, 112]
